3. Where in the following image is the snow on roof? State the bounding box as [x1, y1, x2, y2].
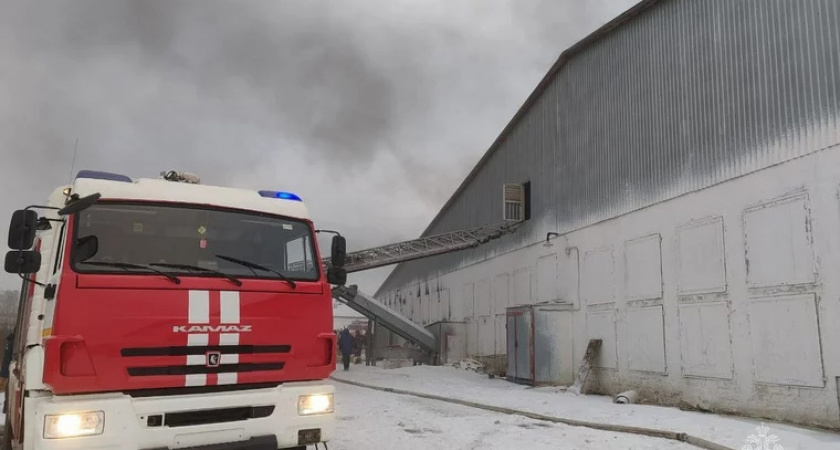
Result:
[67, 175, 311, 220]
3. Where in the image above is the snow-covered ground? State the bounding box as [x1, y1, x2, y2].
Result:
[332, 381, 695, 450]
[331, 363, 840, 450]
[0, 385, 692, 449]
[1, 367, 836, 449]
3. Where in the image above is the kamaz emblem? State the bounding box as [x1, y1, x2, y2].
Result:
[172, 325, 252, 333]
[206, 351, 221, 368]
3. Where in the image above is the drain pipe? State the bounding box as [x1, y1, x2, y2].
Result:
[614, 390, 639, 404]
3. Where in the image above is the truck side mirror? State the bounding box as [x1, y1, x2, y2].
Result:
[58, 193, 101, 216]
[4, 251, 41, 274]
[331, 235, 347, 268]
[7, 210, 39, 250]
[72, 235, 99, 264]
[326, 266, 347, 286]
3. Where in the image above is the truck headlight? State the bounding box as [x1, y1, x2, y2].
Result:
[44, 411, 104, 439]
[298, 394, 334, 416]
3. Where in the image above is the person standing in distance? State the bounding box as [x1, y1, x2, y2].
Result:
[338, 328, 355, 371]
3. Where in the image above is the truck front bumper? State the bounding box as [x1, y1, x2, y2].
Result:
[24, 381, 334, 450]
[144, 435, 279, 450]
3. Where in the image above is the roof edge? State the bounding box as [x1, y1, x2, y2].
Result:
[374, 0, 660, 298]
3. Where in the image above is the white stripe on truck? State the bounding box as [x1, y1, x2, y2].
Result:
[185, 333, 209, 386]
[185, 290, 242, 386]
[188, 290, 210, 324]
[220, 291, 240, 324]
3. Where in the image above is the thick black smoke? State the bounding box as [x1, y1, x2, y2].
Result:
[0, 1, 426, 176]
[0, 0, 635, 290]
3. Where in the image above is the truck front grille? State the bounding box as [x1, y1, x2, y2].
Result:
[121, 344, 291, 357]
[144, 405, 275, 428]
[126, 382, 282, 398]
[127, 362, 285, 377]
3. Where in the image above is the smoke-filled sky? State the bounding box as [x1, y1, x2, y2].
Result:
[0, 0, 635, 292]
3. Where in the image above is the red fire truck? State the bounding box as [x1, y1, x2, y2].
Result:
[2, 169, 347, 450]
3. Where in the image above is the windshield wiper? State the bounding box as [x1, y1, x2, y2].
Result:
[149, 263, 243, 287]
[214, 254, 297, 289]
[79, 261, 181, 284]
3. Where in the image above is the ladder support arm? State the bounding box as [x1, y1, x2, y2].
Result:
[332, 284, 437, 353]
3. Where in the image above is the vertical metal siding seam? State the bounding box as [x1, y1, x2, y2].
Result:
[585, 53, 594, 228]
[755, 2, 767, 170]
[710, 0, 724, 184]
[747, 0, 759, 172]
[596, 46, 602, 226]
[817, 0, 830, 146]
[832, 0, 840, 137]
[813, 0, 832, 149]
[665, 4, 676, 200]
[769, 0, 784, 167]
[797, 0, 811, 157]
[683, 0, 696, 192]
[658, 5, 669, 205]
[780, 0, 796, 160]
[830, 0, 840, 138]
[717, 0, 727, 180]
[739, 1, 753, 174]
[652, 6, 664, 206]
[683, 1, 698, 190]
[661, 6, 673, 202]
[763, 0, 776, 170]
[806, 0, 821, 153]
[553, 80, 560, 231]
[638, 16, 648, 207]
[634, 17, 643, 211]
[721, 0, 732, 176]
[791, 0, 807, 157]
[799, 2, 820, 155]
[739, 0, 752, 174]
[800, 0, 814, 155]
[704, 0, 718, 185]
[617, 29, 628, 221]
[684, 0, 700, 190]
[815, 0, 830, 146]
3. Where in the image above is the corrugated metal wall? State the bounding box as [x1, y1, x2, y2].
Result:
[377, 0, 840, 297]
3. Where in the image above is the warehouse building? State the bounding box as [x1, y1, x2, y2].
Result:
[372, 0, 840, 429]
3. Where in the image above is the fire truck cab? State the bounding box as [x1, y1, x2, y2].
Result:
[2, 169, 347, 450]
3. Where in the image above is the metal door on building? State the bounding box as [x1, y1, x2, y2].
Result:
[506, 306, 534, 385]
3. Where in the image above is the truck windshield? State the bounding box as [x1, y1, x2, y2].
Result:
[71, 202, 320, 281]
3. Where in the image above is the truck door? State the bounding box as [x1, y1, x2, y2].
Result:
[8, 233, 44, 444]
[8, 273, 34, 444]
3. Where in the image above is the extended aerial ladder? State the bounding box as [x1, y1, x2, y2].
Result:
[323, 221, 523, 273]
[327, 220, 523, 362]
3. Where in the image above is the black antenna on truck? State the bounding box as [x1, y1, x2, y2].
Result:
[65, 137, 79, 200]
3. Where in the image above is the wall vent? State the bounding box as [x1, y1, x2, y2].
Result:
[503, 183, 525, 222]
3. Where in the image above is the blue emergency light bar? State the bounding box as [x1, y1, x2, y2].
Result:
[258, 190, 303, 201]
[75, 170, 133, 183]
